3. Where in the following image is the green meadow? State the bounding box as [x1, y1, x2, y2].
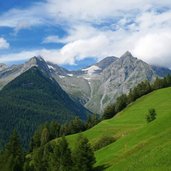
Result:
[57, 87, 171, 170]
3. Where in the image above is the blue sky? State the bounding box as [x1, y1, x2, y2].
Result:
[0, 0, 171, 69]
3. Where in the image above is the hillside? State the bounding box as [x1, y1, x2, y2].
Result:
[56, 87, 171, 170]
[0, 67, 90, 148]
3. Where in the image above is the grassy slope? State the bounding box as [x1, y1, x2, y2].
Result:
[56, 87, 171, 171]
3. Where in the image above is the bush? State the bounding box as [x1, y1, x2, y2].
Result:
[93, 136, 116, 151]
[146, 108, 157, 123]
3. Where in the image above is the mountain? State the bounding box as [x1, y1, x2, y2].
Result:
[151, 65, 171, 77]
[51, 51, 171, 113]
[91, 56, 118, 70]
[0, 52, 171, 114]
[0, 56, 52, 90]
[0, 64, 7, 71]
[0, 66, 90, 148]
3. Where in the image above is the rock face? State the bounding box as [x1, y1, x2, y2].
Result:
[0, 64, 8, 71]
[51, 51, 171, 114]
[0, 51, 171, 114]
[84, 51, 156, 113]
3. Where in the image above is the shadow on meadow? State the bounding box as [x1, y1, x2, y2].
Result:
[94, 164, 110, 171]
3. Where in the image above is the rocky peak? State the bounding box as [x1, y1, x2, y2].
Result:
[0, 63, 8, 71]
[22, 56, 50, 77]
[118, 51, 138, 66]
[96, 56, 118, 70]
[121, 51, 133, 58]
[26, 56, 45, 65]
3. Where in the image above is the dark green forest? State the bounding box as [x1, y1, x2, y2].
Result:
[0, 67, 90, 149]
[0, 131, 96, 171]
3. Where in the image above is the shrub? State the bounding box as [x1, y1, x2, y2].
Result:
[93, 136, 116, 151]
[146, 108, 157, 123]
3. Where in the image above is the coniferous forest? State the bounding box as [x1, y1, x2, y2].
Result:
[0, 67, 91, 149]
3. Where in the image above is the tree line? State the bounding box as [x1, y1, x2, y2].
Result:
[103, 75, 171, 119]
[0, 130, 95, 171]
[0, 114, 99, 170]
[30, 115, 100, 151]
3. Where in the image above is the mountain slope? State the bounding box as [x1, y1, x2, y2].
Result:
[0, 53, 171, 114]
[0, 56, 54, 90]
[151, 65, 171, 77]
[58, 87, 171, 170]
[0, 66, 90, 148]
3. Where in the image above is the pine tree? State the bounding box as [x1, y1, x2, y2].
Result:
[41, 128, 50, 146]
[30, 131, 40, 151]
[86, 114, 100, 128]
[115, 94, 128, 113]
[51, 136, 73, 171]
[166, 74, 171, 86]
[69, 117, 85, 134]
[73, 134, 95, 171]
[48, 121, 60, 139]
[103, 105, 116, 119]
[152, 77, 165, 90]
[2, 130, 24, 171]
[32, 147, 47, 171]
[146, 108, 157, 123]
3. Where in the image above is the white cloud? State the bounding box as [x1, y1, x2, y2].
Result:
[1, 0, 171, 67]
[43, 35, 61, 44]
[0, 5, 45, 33]
[1, 0, 171, 30]
[0, 37, 10, 49]
[45, 0, 141, 22]
[132, 31, 171, 67]
[14, 21, 32, 34]
[0, 49, 73, 65]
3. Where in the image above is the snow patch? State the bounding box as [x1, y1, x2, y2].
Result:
[83, 77, 92, 80]
[67, 73, 73, 77]
[82, 65, 101, 75]
[59, 75, 65, 78]
[48, 65, 55, 70]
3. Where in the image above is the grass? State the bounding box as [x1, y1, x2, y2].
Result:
[53, 87, 171, 170]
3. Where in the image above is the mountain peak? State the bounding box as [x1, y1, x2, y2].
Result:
[0, 63, 8, 71]
[25, 56, 47, 66]
[28, 56, 45, 64]
[121, 51, 133, 58]
[95, 56, 118, 70]
[22, 56, 50, 77]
